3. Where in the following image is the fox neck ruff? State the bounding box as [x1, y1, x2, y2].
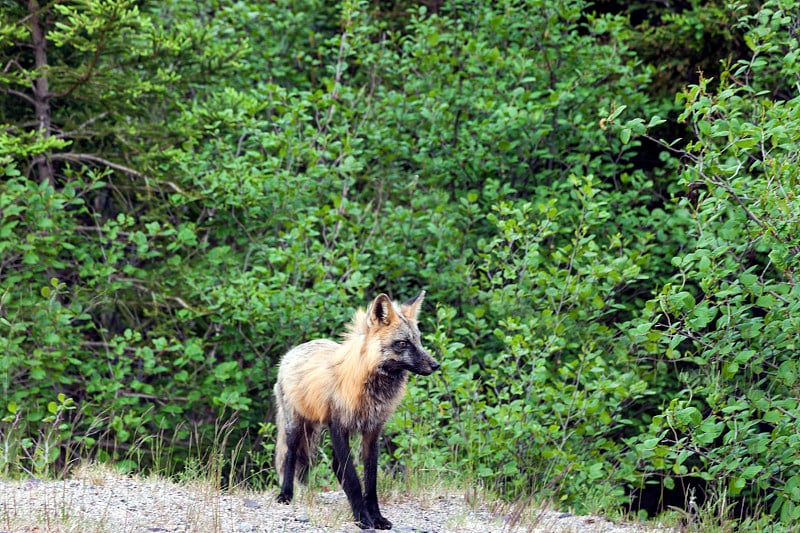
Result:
[331, 317, 408, 432]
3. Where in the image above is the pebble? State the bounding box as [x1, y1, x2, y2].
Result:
[242, 498, 261, 509]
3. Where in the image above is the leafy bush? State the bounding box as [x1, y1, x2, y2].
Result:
[618, 0, 800, 522]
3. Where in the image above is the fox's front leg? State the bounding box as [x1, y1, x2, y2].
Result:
[363, 429, 392, 530]
[329, 424, 374, 529]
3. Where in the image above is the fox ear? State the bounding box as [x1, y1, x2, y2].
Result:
[400, 290, 425, 320]
[369, 293, 397, 327]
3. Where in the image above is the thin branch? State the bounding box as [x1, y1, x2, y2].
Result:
[48, 152, 145, 177]
[54, 112, 109, 139]
[46, 153, 187, 197]
[707, 172, 769, 233]
[3, 88, 36, 106]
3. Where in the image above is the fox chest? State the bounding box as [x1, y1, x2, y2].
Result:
[339, 370, 408, 433]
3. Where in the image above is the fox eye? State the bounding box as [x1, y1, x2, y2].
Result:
[395, 340, 408, 350]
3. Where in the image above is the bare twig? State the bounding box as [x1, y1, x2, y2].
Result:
[49, 152, 145, 177]
[55, 112, 109, 139]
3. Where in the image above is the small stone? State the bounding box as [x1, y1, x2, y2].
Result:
[23, 478, 42, 490]
[295, 512, 310, 523]
[237, 522, 254, 532]
[558, 512, 572, 518]
[243, 498, 261, 509]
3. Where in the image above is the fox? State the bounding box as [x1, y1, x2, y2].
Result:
[273, 290, 439, 530]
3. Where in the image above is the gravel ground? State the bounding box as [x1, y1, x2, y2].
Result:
[0, 471, 676, 533]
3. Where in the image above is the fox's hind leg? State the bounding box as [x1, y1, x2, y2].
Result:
[276, 420, 305, 503]
[275, 382, 308, 504]
[294, 421, 319, 484]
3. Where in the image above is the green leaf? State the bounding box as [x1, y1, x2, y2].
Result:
[695, 417, 724, 445]
[777, 360, 797, 387]
[587, 462, 604, 480]
[723, 362, 739, 377]
[740, 272, 758, 289]
[214, 361, 239, 381]
[608, 105, 627, 121]
[676, 406, 702, 427]
[729, 476, 746, 496]
[741, 465, 762, 480]
[687, 301, 718, 329]
[735, 137, 758, 149]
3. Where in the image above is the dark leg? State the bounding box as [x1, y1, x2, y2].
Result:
[363, 429, 392, 530]
[276, 424, 304, 503]
[329, 424, 373, 529]
[295, 421, 316, 484]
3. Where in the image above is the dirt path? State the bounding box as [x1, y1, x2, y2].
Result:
[0, 471, 675, 532]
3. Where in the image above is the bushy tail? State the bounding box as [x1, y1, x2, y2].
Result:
[274, 383, 320, 485]
[274, 382, 288, 483]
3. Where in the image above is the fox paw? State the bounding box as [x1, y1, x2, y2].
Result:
[355, 512, 375, 530]
[276, 492, 292, 504]
[373, 516, 392, 530]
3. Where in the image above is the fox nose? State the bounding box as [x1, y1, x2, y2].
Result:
[430, 361, 440, 372]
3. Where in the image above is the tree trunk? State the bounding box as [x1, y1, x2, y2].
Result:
[28, 0, 54, 186]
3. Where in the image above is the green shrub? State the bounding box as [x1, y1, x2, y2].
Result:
[619, 0, 800, 523]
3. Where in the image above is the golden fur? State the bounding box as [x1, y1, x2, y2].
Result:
[275, 301, 411, 425]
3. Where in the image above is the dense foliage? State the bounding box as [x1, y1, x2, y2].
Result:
[1, 0, 798, 527]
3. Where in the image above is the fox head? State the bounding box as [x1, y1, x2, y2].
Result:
[367, 291, 439, 376]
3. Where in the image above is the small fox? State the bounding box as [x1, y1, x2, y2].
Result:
[273, 291, 439, 530]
